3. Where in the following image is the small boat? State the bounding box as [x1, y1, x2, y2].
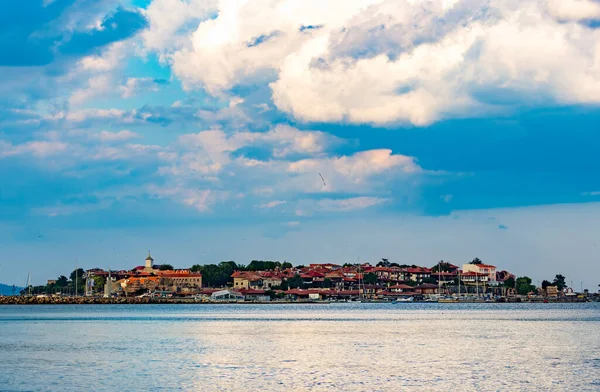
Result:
[438, 296, 460, 303]
[394, 296, 414, 303]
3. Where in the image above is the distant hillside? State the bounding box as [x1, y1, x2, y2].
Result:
[0, 284, 23, 296]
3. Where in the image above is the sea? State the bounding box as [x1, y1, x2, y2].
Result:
[0, 302, 598, 391]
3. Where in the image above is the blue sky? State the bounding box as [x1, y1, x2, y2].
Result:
[1, 0, 599, 289]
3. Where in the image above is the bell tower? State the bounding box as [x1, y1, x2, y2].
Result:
[145, 251, 154, 271]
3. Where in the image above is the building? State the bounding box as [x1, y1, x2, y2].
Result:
[211, 289, 244, 301]
[231, 271, 263, 289]
[158, 270, 202, 293]
[405, 267, 432, 283]
[545, 286, 558, 297]
[144, 252, 154, 273]
[462, 263, 497, 283]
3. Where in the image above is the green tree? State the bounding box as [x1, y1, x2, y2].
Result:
[432, 261, 452, 272]
[56, 275, 69, 288]
[541, 280, 552, 289]
[70, 268, 84, 283]
[504, 277, 515, 288]
[377, 258, 390, 267]
[470, 257, 483, 265]
[190, 261, 239, 287]
[516, 276, 536, 295]
[92, 276, 106, 292]
[287, 274, 304, 289]
[281, 262, 293, 269]
[552, 274, 566, 290]
[159, 264, 174, 271]
[247, 260, 282, 271]
[322, 278, 332, 288]
[363, 272, 377, 285]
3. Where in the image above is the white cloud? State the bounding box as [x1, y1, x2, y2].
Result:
[142, 0, 219, 55]
[0, 140, 68, 158]
[156, 0, 600, 126]
[96, 130, 140, 142]
[260, 200, 287, 208]
[120, 78, 167, 98]
[317, 196, 388, 211]
[546, 0, 600, 21]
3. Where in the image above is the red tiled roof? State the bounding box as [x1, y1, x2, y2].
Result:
[389, 284, 413, 289]
[472, 263, 496, 268]
[160, 272, 202, 278]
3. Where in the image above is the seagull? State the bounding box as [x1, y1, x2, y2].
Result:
[318, 173, 326, 186]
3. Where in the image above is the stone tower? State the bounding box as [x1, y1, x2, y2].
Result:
[145, 252, 154, 272]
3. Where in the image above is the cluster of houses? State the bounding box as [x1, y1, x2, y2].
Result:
[85, 253, 522, 301]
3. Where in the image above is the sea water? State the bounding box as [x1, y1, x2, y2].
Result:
[0, 303, 598, 391]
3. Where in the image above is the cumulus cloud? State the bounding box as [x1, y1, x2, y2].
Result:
[317, 196, 388, 211]
[95, 130, 140, 142]
[142, 0, 218, 55]
[260, 200, 287, 208]
[155, 0, 600, 126]
[120, 77, 169, 98]
[0, 140, 68, 158]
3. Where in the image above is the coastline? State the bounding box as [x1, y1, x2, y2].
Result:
[0, 296, 592, 305]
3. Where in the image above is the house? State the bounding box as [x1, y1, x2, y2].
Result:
[460, 271, 489, 285]
[414, 283, 438, 295]
[389, 284, 414, 292]
[158, 270, 202, 293]
[259, 271, 283, 288]
[231, 271, 263, 289]
[545, 286, 558, 297]
[405, 267, 432, 283]
[462, 263, 497, 282]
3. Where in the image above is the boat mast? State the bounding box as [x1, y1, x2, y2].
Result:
[458, 270, 461, 298]
[75, 258, 78, 297]
[27, 271, 31, 296]
[438, 261, 441, 296]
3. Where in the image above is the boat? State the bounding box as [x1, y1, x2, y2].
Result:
[394, 296, 414, 303]
[438, 296, 460, 303]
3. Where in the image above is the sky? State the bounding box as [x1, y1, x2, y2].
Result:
[0, 0, 599, 289]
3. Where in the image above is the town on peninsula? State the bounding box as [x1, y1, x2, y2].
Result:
[1, 253, 596, 304]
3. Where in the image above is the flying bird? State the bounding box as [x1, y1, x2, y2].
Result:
[318, 173, 326, 187]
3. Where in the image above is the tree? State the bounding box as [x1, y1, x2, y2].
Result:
[541, 280, 552, 289]
[322, 278, 332, 288]
[552, 274, 566, 290]
[504, 277, 515, 288]
[432, 261, 452, 273]
[287, 274, 304, 289]
[56, 275, 69, 287]
[247, 260, 282, 271]
[279, 280, 289, 291]
[363, 272, 377, 285]
[281, 262, 293, 269]
[516, 276, 536, 295]
[470, 257, 483, 265]
[159, 264, 174, 271]
[377, 258, 390, 267]
[70, 268, 84, 283]
[92, 276, 106, 292]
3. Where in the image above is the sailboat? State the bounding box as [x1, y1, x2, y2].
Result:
[26, 271, 31, 296]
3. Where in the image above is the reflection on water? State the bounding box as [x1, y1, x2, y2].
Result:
[0, 303, 598, 391]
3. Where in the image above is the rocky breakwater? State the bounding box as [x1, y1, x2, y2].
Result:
[0, 295, 195, 305]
